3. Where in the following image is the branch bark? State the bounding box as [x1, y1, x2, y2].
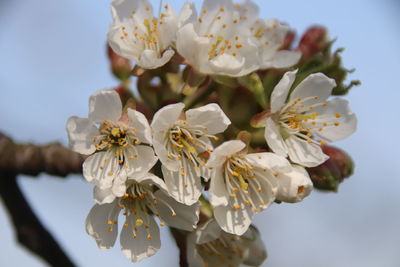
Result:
[0, 133, 84, 177]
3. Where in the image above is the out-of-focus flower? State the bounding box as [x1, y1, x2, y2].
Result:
[66, 90, 157, 196]
[206, 140, 312, 235]
[187, 219, 267, 267]
[108, 0, 177, 69]
[86, 172, 199, 263]
[151, 102, 231, 205]
[264, 70, 357, 167]
[176, 0, 259, 77]
[235, 0, 301, 69]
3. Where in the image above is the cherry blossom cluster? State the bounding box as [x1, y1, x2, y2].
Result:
[66, 0, 358, 265]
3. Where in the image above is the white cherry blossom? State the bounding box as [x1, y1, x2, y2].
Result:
[66, 89, 157, 195]
[108, 0, 178, 69]
[176, 0, 259, 77]
[151, 102, 231, 205]
[187, 219, 267, 267]
[234, 0, 301, 69]
[85, 172, 199, 263]
[206, 140, 312, 235]
[264, 70, 357, 167]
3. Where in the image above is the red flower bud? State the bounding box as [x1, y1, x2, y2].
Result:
[107, 45, 132, 81]
[297, 26, 328, 60]
[307, 145, 354, 192]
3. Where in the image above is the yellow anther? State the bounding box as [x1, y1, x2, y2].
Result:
[230, 193, 237, 198]
[216, 16, 221, 20]
[233, 205, 241, 210]
[108, 227, 113, 232]
[147, 234, 152, 240]
[108, 171, 114, 176]
[160, 222, 165, 227]
[172, 213, 177, 217]
[307, 139, 312, 143]
[219, 7, 225, 12]
[313, 96, 319, 100]
[99, 166, 104, 170]
[319, 128, 324, 131]
[334, 122, 340, 126]
[336, 113, 342, 118]
[320, 141, 326, 145]
[198, 18, 203, 23]
[132, 233, 137, 238]
[124, 223, 128, 227]
[235, 44, 243, 49]
[202, 9, 207, 14]
[222, 24, 227, 28]
[184, 184, 189, 188]
[107, 220, 113, 225]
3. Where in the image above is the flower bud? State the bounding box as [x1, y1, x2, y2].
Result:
[307, 145, 354, 192]
[280, 30, 296, 50]
[297, 26, 328, 60]
[107, 45, 132, 81]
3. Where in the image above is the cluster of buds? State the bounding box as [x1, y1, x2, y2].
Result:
[67, 0, 359, 265]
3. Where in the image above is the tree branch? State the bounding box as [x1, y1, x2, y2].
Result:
[0, 173, 76, 266]
[0, 132, 84, 178]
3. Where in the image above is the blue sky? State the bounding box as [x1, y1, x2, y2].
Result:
[0, 0, 399, 266]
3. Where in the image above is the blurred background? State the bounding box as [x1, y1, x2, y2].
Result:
[1, 0, 399, 266]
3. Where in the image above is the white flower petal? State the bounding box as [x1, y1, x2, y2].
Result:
[125, 145, 158, 175]
[178, 2, 197, 28]
[264, 118, 288, 157]
[153, 139, 180, 171]
[270, 70, 297, 113]
[151, 103, 185, 131]
[83, 151, 127, 188]
[161, 162, 202, 205]
[111, 0, 152, 22]
[176, 23, 211, 74]
[276, 165, 313, 203]
[85, 201, 120, 250]
[263, 50, 301, 69]
[285, 136, 328, 167]
[130, 172, 168, 192]
[312, 98, 357, 142]
[289, 73, 336, 105]
[186, 103, 231, 135]
[209, 166, 229, 207]
[186, 232, 204, 267]
[88, 90, 122, 123]
[195, 219, 222, 244]
[214, 204, 253, 236]
[154, 190, 199, 231]
[127, 109, 152, 144]
[93, 186, 116, 204]
[66, 116, 97, 155]
[111, 176, 127, 197]
[245, 152, 291, 173]
[137, 49, 175, 69]
[206, 140, 246, 168]
[120, 213, 160, 263]
[108, 25, 142, 62]
[209, 54, 245, 76]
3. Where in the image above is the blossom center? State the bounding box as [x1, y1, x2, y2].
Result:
[224, 156, 267, 212]
[166, 121, 217, 170]
[278, 96, 341, 146]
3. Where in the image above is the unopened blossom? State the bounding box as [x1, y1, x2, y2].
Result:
[264, 70, 357, 167]
[206, 140, 312, 235]
[66, 89, 157, 195]
[151, 102, 231, 205]
[176, 0, 259, 77]
[235, 0, 301, 69]
[86, 172, 199, 263]
[108, 0, 177, 69]
[187, 219, 267, 267]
